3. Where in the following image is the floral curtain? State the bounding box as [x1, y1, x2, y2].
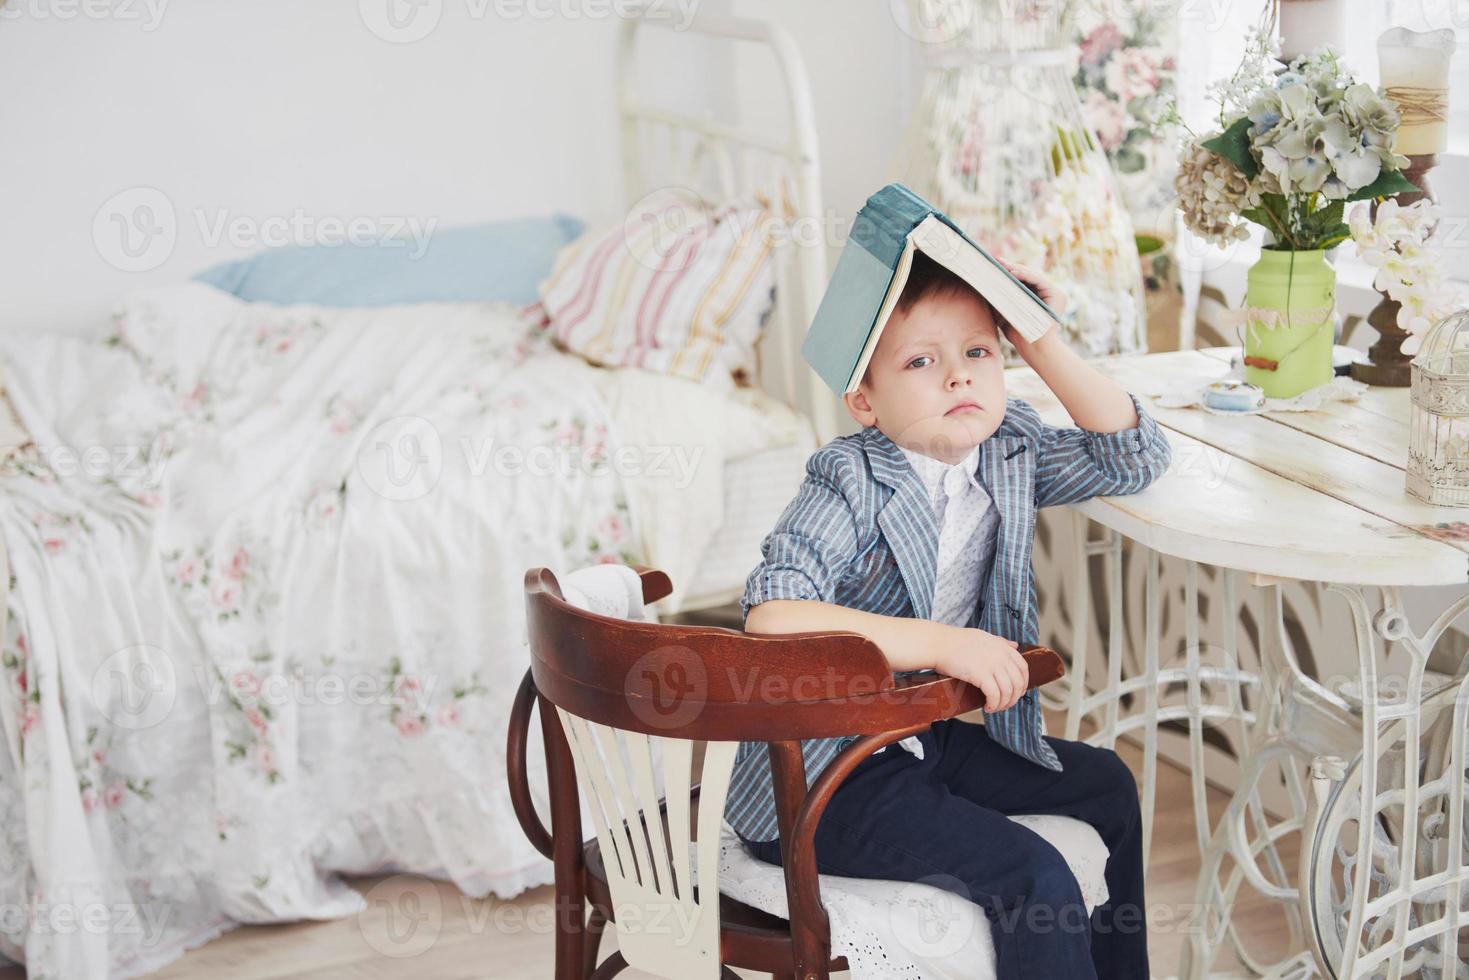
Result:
[1072, 4, 1186, 351]
[892, 0, 1150, 359]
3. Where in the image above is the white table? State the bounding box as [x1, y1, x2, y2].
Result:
[1007, 348, 1469, 980]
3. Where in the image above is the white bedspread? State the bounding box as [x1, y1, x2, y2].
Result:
[0, 284, 677, 978]
[587, 366, 815, 614]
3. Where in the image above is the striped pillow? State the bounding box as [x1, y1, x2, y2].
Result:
[536, 188, 781, 388]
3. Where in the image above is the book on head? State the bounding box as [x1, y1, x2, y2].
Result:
[800, 182, 1061, 395]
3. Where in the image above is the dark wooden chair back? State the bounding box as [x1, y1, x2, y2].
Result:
[508, 565, 1065, 980]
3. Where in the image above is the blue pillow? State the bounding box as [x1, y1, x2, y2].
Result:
[192, 213, 584, 307]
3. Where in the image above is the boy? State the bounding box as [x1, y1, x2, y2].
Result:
[728, 250, 1172, 979]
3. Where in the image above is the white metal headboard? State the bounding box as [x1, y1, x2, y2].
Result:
[616, 8, 838, 442]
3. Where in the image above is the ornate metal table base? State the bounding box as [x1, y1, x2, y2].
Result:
[1035, 510, 1469, 978]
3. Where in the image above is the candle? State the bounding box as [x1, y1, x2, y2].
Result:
[1379, 27, 1455, 155]
[1278, 0, 1345, 62]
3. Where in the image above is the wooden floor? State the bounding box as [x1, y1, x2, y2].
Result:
[0, 722, 1300, 980]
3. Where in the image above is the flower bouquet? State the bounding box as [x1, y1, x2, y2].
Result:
[1174, 31, 1420, 397]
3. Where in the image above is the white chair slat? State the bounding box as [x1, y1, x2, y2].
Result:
[559, 708, 632, 881]
[660, 738, 696, 902]
[624, 727, 679, 898]
[592, 720, 660, 894]
[693, 742, 739, 910]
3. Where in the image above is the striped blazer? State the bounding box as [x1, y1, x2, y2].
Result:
[724, 392, 1173, 843]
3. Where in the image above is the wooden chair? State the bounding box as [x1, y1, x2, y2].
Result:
[507, 565, 1067, 980]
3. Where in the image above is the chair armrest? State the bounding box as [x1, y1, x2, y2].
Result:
[506, 669, 553, 859]
[630, 564, 674, 605]
[773, 644, 1066, 933]
[771, 728, 920, 933]
[888, 645, 1065, 692]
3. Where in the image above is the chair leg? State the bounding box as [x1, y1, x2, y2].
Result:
[583, 903, 607, 978]
[554, 881, 586, 980]
[587, 950, 628, 980]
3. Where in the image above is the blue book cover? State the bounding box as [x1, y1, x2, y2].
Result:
[800, 182, 1059, 395]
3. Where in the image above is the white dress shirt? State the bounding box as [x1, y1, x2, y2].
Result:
[877, 443, 1001, 760]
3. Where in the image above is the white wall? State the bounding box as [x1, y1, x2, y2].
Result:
[0, 0, 923, 336]
[0, 0, 727, 334]
[730, 0, 918, 240]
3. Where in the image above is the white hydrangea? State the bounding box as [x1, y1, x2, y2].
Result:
[1178, 31, 1414, 250]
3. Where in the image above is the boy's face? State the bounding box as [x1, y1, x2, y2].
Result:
[843, 289, 1006, 465]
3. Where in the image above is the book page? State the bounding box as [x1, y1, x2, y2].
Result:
[908, 218, 1056, 343]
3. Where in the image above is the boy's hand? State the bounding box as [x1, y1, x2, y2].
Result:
[934, 627, 1030, 713]
[995, 260, 1066, 363]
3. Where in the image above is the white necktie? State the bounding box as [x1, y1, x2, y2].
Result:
[896, 466, 966, 762]
[889, 454, 979, 763]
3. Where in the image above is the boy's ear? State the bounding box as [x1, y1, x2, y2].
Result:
[843, 387, 877, 428]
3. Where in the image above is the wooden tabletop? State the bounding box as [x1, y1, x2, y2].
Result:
[1005, 347, 1469, 587]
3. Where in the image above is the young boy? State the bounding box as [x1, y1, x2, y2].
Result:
[727, 250, 1172, 980]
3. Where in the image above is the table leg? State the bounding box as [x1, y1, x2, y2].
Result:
[1037, 513, 1469, 977]
[1182, 578, 1349, 977]
[1298, 584, 1469, 979]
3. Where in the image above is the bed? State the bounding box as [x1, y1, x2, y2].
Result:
[0, 8, 831, 978]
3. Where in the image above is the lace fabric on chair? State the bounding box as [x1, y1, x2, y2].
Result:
[699, 816, 1110, 980]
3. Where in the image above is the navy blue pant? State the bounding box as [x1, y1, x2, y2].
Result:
[742, 720, 1148, 980]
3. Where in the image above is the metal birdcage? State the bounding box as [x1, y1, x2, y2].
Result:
[1406, 309, 1469, 505]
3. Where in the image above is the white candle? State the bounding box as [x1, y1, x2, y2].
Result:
[1278, 0, 1345, 62]
[1379, 27, 1455, 155]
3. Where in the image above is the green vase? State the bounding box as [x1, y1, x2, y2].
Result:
[1243, 248, 1336, 399]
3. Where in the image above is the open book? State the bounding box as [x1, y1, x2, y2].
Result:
[801, 183, 1061, 395]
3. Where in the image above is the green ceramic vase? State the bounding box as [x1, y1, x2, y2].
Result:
[1243, 248, 1336, 399]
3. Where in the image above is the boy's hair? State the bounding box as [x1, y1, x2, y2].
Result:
[895, 249, 984, 318]
[859, 249, 1006, 387]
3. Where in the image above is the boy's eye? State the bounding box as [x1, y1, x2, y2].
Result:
[968, 347, 990, 358]
[906, 356, 932, 369]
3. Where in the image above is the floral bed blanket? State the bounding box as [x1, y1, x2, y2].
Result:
[0, 284, 644, 978]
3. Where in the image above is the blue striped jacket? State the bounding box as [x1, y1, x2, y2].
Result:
[724, 392, 1172, 842]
